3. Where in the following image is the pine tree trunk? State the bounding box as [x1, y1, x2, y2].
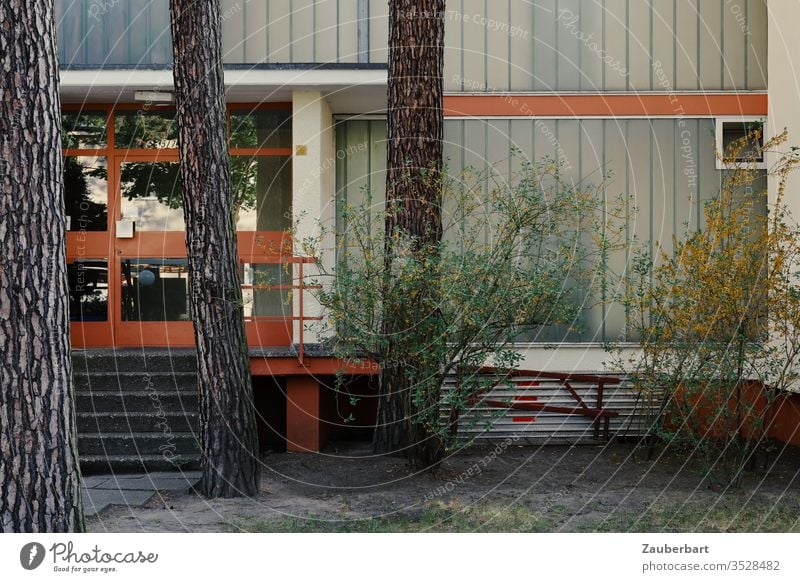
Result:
[170, 0, 260, 497]
[374, 0, 446, 469]
[0, 0, 85, 532]
[385, 0, 445, 244]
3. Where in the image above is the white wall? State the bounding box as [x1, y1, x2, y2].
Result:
[292, 91, 336, 345]
[767, 0, 800, 211]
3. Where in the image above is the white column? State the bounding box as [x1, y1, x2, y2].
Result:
[767, 1, 800, 210]
[291, 91, 336, 346]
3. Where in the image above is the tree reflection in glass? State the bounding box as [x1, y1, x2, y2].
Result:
[63, 157, 107, 231]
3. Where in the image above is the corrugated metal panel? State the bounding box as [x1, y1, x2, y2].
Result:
[676, 0, 701, 90]
[54, 0, 767, 76]
[221, 0, 244, 62]
[337, 1, 360, 64]
[55, 0, 361, 65]
[604, 0, 630, 91]
[699, 0, 724, 90]
[580, 0, 604, 91]
[533, 0, 558, 91]
[368, 0, 389, 63]
[627, 0, 652, 91]
[267, 0, 292, 62]
[723, 0, 747, 90]
[439, 0, 768, 92]
[290, 0, 315, 63]
[509, 1, 535, 91]
[443, 373, 650, 442]
[746, 0, 769, 89]
[335, 118, 763, 344]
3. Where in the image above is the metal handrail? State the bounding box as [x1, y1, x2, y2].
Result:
[240, 254, 322, 364]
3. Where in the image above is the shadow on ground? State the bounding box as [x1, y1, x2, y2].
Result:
[86, 442, 800, 533]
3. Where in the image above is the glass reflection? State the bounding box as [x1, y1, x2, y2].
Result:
[229, 110, 292, 149]
[232, 156, 292, 231]
[120, 161, 184, 231]
[121, 259, 190, 321]
[64, 156, 107, 231]
[62, 111, 108, 148]
[115, 110, 177, 149]
[67, 260, 109, 322]
[240, 263, 292, 319]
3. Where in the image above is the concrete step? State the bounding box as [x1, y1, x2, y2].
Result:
[72, 349, 198, 374]
[73, 371, 197, 393]
[80, 454, 201, 475]
[75, 391, 198, 414]
[78, 432, 201, 456]
[77, 411, 199, 433]
[71, 350, 202, 474]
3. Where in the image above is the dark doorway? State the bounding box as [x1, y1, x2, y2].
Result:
[326, 375, 378, 442]
[253, 376, 287, 452]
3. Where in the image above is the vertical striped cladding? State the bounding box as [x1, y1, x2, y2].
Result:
[56, 0, 173, 66]
[334, 119, 387, 254]
[56, 0, 361, 66]
[56, 0, 767, 86]
[335, 117, 767, 343]
[217, 0, 362, 64]
[440, 0, 768, 91]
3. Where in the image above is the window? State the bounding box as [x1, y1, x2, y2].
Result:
[68, 260, 109, 321]
[715, 117, 766, 170]
[64, 156, 108, 231]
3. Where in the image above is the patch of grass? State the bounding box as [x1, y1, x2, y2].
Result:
[224, 501, 551, 533]
[224, 497, 800, 533]
[579, 501, 800, 533]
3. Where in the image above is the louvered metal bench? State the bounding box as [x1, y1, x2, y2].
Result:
[450, 367, 622, 440]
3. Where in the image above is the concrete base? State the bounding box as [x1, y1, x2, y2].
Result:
[82, 471, 201, 517]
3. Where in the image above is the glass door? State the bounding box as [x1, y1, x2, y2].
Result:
[64, 104, 294, 349]
[64, 109, 113, 347]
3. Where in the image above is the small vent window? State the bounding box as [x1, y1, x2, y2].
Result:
[716, 118, 766, 169]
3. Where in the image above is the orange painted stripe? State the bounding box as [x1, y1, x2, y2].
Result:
[250, 357, 379, 376]
[444, 93, 768, 118]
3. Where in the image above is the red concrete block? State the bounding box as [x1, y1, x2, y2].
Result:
[286, 376, 327, 452]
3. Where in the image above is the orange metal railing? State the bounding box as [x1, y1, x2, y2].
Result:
[240, 254, 322, 364]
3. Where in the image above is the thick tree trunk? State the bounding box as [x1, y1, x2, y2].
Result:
[374, 0, 446, 469]
[170, 0, 260, 497]
[384, 0, 445, 245]
[0, 0, 85, 532]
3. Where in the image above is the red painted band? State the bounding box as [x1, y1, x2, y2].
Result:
[444, 93, 768, 118]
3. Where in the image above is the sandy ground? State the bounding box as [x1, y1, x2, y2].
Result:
[87, 441, 800, 532]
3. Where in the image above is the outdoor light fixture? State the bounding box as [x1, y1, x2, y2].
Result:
[133, 90, 174, 103]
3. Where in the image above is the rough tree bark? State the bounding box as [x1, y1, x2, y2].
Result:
[0, 0, 85, 531]
[170, 0, 260, 497]
[374, 0, 446, 469]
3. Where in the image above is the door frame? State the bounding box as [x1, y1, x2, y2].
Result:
[64, 102, 295, 349]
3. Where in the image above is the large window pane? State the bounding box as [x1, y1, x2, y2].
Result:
[64, 156, 107, 232]
[241, 263, 292, 319]
[115, 110, 178, 149]
[62, 111, 108, 149]
[68, 260, 109, 322]
[120, 161, 184, 231]
[121, 259, 190, 321]
[232, 156, 292, 231]
[230, 110, 292, 149]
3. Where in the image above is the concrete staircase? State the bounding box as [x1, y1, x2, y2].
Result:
[72, 350, 201, 474]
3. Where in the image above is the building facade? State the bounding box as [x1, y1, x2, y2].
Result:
[56, 1, 800, 453]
